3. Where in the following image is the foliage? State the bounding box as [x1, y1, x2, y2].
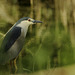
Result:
[0, 0, 75, 74]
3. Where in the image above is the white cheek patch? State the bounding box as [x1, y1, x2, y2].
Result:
[17, 20, 34, 29]
[21, 20, 33, 25]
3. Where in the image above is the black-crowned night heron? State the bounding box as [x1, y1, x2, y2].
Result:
[0, 17, 42, 72]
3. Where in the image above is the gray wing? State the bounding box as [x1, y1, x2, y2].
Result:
[1, 26, 21, 52]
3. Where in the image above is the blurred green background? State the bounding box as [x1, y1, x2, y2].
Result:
[0, 0, 75, 74]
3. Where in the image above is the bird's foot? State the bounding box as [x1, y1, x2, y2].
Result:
[14, 58, 18, 74]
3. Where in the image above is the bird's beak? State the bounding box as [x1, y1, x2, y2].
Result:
[32, 20, 42, 23]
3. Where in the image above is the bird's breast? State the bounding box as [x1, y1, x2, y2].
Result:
[7, 28, 27, 60]
[7, 34, 25, 60]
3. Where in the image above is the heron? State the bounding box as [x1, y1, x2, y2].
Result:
[0, 17, 42, 72]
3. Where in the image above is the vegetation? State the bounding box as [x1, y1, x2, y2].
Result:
[0, 0, 75, 74]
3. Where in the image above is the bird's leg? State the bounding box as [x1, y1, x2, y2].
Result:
[9, 60, 13, 73]
[13, 58, 18, 73]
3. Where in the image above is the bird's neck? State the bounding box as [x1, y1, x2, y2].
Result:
[17, 22, 29, 37]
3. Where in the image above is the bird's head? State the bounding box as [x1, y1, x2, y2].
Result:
[16, 17, 42, 27]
